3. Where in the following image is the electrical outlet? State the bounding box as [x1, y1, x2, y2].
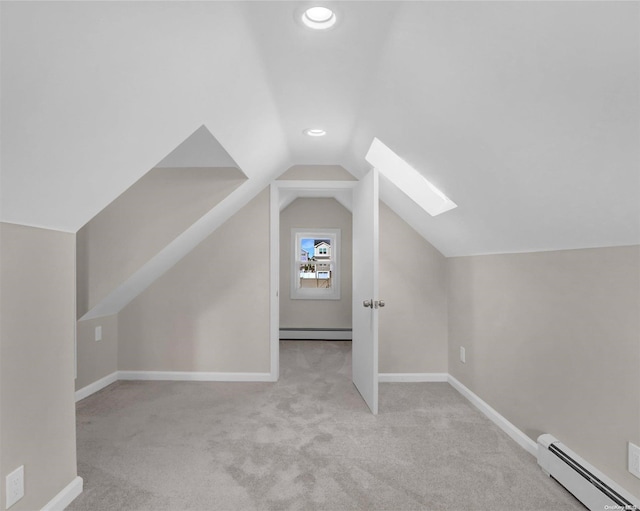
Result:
[6, 465, 24, 509]
[95, 325, 102, 342]
[459, 346, 466, 363]
[629, 442, 640, 479]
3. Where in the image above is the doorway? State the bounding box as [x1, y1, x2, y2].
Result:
[269, 175, 380, 413]
[280, 202, 352, 335]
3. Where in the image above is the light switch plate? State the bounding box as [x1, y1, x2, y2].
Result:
[459, 346, 466, 363]
[629, 442, 640, 479]
[6, 465, 24, 509]
[95, 325, 102, 342]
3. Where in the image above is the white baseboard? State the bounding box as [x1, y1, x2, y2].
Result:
[118, 371, 275, 382]
[76, 371, 535, 461]
[378, 373, 536, 457]
[378, 373, 448, 382]
[75, 372, 118, 402]
[41, 476, 83, 511]
[447, 375, 537, 456]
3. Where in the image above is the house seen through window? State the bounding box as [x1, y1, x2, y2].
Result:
[292, 229, 340, 300]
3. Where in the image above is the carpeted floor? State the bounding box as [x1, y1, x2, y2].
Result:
[70, 341, 584, 511]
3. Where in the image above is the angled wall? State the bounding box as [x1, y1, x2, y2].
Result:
[117, 189, 270, 373]
[448, 245, 640, 495]
[77, 167, 245, 317]
[379, 202, 448, 373]
[0, 223, 78, 510]
[277, 165, 357, 181]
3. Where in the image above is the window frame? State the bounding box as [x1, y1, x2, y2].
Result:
[291, 228, 341, 300]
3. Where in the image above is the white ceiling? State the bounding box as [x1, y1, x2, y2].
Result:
[1, 1, 638, 256]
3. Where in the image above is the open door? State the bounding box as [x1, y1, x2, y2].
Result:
[352, 168, 379, 414]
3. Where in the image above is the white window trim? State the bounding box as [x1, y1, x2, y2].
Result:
[291, 228, 341, 300]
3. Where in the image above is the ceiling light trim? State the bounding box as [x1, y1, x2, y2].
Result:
[303, 128, 327, 137]
[301, 6, 337, 30]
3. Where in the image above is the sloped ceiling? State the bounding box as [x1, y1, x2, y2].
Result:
[1, 1, 638, 256]
[0, 1, 289, 232]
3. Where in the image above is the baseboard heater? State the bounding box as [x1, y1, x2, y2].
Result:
[279, 328, 352, 340]
[537, 434, 639, 511]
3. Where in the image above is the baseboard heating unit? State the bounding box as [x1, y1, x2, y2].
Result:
[279, 328, 351, 340]
[537, 434, 639, 511]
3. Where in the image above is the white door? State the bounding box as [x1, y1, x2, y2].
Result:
[352, 168, 379, 414]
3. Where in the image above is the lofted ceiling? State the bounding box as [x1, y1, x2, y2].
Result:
[1, 1, 638, 256]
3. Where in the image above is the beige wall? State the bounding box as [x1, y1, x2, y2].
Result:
[77, 167, 246, 317]
[75, 315, 118, 391]
[0, 223, 77, 510]
[447, 246, 640, 495]
[277, 165, 356, 181]
[379, 202, 449, 373]
[280, 198, 352, 330]
[118, 189, 271, 372]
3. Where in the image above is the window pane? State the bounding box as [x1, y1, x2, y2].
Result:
[298, 261, 332, 289]
[298, 238, 332, 288]
[292, 229, 339, 299]
[300, 238, 314, 262]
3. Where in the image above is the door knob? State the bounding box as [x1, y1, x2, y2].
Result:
[377, 300, 385, 308]
[363, 299, 373, 308]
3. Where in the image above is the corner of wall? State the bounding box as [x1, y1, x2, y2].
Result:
[75, 314, 119, 395]
[444, 246, 640, 496]
[1, 223, 78, 510]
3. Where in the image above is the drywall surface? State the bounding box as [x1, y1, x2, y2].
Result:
[277, 165, 356, 181]
[448, 245, 640, 495]
[0, 223, 78, 510]
[378, 202, 448, 373]
[75, 315, 118, 391]
[280, 198, 352, 330]
[77, 167, 245, 317]
[118, 189, 270, 372]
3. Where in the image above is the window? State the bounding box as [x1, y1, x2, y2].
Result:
[291, 228, 340, 300]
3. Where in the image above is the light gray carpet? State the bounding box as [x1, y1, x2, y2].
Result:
[70, 341, 584, 511]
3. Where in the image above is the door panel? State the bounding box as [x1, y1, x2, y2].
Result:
[351, 169, 379, 414]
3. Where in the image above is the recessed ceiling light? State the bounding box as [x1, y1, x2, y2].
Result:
[304, 128, 326, 137]
[302, 7, 336, 30]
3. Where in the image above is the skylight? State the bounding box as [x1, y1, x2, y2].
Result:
[365, 138, 457, 217]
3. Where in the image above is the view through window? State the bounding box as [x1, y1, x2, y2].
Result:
[299, 238, 332, 288]
[292, 229, 340, 300]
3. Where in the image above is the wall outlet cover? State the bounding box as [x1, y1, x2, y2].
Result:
[6, 465, 24, 509]
[629, 442, 640, 479]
